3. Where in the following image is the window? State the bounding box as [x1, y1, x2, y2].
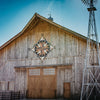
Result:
[43, 68, 55, 75]
[0, 81, 6, 90]
[8, 81, 14, 91]
[29, 69, 40, 76]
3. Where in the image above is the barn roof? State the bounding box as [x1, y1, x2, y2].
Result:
[0, 13, 87, 50]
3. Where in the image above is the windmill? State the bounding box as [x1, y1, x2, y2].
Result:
[80, 0, 100, 100]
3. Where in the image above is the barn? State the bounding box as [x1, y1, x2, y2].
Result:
[0, 13, 98, 99]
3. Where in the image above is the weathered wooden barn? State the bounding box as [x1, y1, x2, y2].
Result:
[0, 13, 99, 99]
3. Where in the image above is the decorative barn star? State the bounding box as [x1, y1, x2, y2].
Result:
[32, 36, 53, 60]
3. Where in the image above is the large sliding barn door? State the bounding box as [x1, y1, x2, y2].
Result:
[27, 67, 56, 99]
[27, 68, 41, 98]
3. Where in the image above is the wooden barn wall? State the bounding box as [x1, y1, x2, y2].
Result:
[15, 68, 27, 96]
[0, 19, 98, 96]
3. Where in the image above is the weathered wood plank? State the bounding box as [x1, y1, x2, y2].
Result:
[0, 17, 99, 98]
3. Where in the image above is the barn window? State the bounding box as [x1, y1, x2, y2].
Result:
[7, 81, 14, 91]
[29, 69, 40, 76]
[43, 68, 55, 75]
[0, 81, 6, 90]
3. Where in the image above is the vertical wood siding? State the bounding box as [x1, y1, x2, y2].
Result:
[0, 19, 98, 96]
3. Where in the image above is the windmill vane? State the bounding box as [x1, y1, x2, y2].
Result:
[81, 0, 97, 6]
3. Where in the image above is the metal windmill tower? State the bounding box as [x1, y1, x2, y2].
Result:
[80, 0, 100, 100]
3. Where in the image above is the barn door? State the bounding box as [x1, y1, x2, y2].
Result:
[27, 68, 41, 98]
[41, 68, 56, 98]
[27, 67, 56, 99]
[64, 82, 70, 98]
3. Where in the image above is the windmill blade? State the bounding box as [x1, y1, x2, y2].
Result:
[81, 0, 90, 5]
[81, 0, 97, 6]
[94, 0, 97, 4]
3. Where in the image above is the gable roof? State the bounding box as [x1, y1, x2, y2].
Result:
[0, 13, 87, 50]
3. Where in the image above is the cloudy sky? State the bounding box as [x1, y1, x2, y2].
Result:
[0, 0, 100, 46]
